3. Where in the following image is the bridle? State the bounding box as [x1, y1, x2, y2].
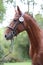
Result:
[8, 20, 20, 36]
[7, 15, 25, 37]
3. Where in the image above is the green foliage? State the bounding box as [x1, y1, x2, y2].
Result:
[35, 14, 43, 28]
[4, 62, 32, 65]
[0, 45, 4, 58]
[0, 63, 3, 65]
[13, 31, 30, 61]
[0, 0, 5, 22]
[0, 28, 30, 62]
[35, 14, 43, 22]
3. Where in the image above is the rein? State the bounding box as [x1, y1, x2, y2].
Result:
[9, 38, 14, 53]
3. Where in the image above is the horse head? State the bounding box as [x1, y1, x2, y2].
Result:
[5, 6, 26, 40]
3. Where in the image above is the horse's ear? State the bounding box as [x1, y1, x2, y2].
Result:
[17, 6, 22, 15]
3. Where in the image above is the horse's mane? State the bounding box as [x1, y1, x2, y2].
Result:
[25, 12, 36, 22]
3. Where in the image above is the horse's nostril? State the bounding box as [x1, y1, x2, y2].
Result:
[5, 35, 7, 38]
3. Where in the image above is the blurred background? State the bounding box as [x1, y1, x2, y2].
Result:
[0, 0, 43, 63]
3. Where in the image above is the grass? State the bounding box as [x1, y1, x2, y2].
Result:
[4, 62, 31, 65]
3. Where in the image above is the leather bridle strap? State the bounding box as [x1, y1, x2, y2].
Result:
[7, 20, 20, 36]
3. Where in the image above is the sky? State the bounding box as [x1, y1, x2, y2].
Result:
[0, 0, 43, 28]
[16, 0, 43, 14]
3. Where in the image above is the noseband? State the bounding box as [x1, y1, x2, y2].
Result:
[7, 16, 25, 36]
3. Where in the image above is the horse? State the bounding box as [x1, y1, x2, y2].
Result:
[5, 6, 43, 65]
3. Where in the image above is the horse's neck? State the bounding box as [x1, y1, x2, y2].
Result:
[25, 14, 41, 50]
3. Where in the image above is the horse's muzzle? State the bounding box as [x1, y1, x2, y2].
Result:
[5, 33, 13, 40]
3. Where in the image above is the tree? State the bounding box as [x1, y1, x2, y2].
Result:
[6, 0, 13, 3]
[0, 0, 16, 23]
[35, 14, 43, 22]
[0, 0, 5, 23]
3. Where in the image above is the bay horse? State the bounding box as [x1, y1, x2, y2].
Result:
[5, 6, 43, 65]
